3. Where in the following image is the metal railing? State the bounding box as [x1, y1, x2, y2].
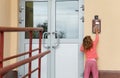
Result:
[0, 27, 50, 78]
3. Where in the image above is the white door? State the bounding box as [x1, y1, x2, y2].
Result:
[18, 0, 84, 78]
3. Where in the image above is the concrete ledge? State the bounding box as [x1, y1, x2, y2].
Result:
[90, 70, 120, 78]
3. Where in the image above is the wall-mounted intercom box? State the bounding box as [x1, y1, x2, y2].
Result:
[92, 15, 101, 33]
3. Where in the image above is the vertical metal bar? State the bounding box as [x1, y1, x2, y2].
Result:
[28, 31, 33, 78]
[38, 31, 42, 78]
[0, 32, 4, 78]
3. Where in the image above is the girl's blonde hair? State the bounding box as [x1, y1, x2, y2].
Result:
[83, 36, 93, 50]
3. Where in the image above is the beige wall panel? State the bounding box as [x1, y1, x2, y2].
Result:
[10, 0, 18, 64]
[0, 0, 11, 66]
[85, 0, 120, 70]
[0, 0, 18, 65]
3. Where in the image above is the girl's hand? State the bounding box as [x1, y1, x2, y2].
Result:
[95, 26, 99, 34]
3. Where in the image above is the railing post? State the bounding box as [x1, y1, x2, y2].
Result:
[28, 31, 33, 78]
[0, 32, 4, 78]
[38, 31, 42, 78]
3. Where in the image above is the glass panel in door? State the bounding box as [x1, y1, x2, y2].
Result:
[56, 0, 79, 39]
[25, 1, 48, 38]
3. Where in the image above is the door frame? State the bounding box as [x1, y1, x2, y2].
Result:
[18, 0, 84, 78]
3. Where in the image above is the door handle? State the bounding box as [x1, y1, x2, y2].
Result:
[52, 32, 60, 49]
[42, 32, 50, 49]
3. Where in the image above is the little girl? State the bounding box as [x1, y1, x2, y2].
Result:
[80, 28, 99, 78]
